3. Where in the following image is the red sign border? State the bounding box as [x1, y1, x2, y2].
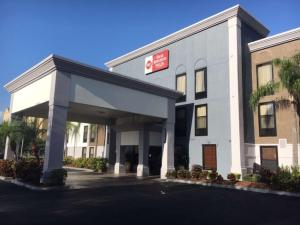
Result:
[145, 49, 169, 75]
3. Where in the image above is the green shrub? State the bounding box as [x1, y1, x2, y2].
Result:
[253, 163, 273, 183]
[15, 159, 42, 184]
[271, 166, 300, 192]
[191, 164, 202, 173]
[214, 174, 224, 184]
[234, 173, 241, 180]
[201, 170, 209, 180]
[208, 170, 218, 181]
[0, 160, 15, 177]
[191, 165, 203, 179]
[166, 170, 177, 179]
[74, 158, 87, 168]
[63, 157, 74, 166]
[291, 166, 300, 177]
[243, 174, 262, 182]
[43, 169, 68, 186]
[177, 169, 191, 179]
[85, 158, 108, 172]
[227, 173, 236, 183]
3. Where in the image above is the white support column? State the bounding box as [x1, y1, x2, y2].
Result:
[42, 71, 70, 183]
[228, 17, 245, 175]
[160, 99, 175, 179]
[137, 127, 149, 177]
[103, 125, 110, 159]
[43, 105, 68, 173]
[114, 131, 125, 175]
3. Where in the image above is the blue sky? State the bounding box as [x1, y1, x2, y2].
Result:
[0, 0, 300, 115]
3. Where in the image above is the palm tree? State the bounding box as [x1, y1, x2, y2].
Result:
[0, 118, 47, 160]
[24, 118, 47, 161]
[66, 122, 81, 158]
[249, 52, 300, 165]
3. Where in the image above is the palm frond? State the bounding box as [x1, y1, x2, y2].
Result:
[249, 82, 280, 110]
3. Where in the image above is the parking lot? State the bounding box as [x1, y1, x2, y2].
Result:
[1, 171, 300, 225]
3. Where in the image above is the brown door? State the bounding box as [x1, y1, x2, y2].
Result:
[203, 144, 217, 170]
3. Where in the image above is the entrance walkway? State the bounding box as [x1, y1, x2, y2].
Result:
[65, 168, 159, 189]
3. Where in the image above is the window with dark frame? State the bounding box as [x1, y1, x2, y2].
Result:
[176, 73, 186, 102]
[257, 62, 273, 89]
[175, 107, 187, 137]
[203, 144, 217, 170]
[89, 125, 97, 143]
[195, 104, 207, 136]
[195, 68, 207, 99]
[258, 102, 277, 136]
[83, 126, 88, 143]
[82, 147, 87, 158]
[89, 147, 95, 158]
[260, 146, 278, 172]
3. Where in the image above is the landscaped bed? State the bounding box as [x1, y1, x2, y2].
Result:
[166, 164, 300, 194]
[0, 158, 67, 187]
[63, 157, 108, 173]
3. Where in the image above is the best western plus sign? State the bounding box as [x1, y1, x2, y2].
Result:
[144, 49, 169, 75]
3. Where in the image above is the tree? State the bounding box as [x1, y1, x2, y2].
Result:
[0, 118, 47, 161]
[249, 52, 300, 165]
[66, 122, 81, 158]
[24, 118, 47, 162]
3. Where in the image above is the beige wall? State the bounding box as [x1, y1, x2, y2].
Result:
[96, 125, 106, 146]
[2, 108, 10, 122]
[251, 39, 300, 144]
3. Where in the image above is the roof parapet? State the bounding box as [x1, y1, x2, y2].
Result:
[105, 4, 269, 68]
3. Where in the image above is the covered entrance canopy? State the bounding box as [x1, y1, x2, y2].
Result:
[4, 55, 181, 181]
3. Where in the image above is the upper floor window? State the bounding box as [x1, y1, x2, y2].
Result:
[195, 68, 207, 99]
[176, 73, 186, 102]
[195, 104, 207, 136]
[258, 102, 277, 136]
[83, 126, 88, 143]
[90, 125, 97, 143]
[257, 63, 273, 88]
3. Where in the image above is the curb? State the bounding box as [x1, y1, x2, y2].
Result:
[166, 179, 300, 198]
[10, 179, 68, 191]
[63, 166, 94, 172]
[0, 176, 13, 181]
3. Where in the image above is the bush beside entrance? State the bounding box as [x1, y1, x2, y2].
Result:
[64, 157, 108, 172]
[0, 159, 67, 186]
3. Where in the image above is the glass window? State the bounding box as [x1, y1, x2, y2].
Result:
[257, 63, 273, 87]
[89, 147, 95, 158]
[90, 125, 97, 143]
[261, 146, 278, 172]
[259, 102, 276, 136]
[82, 147, 87, 158]
[176, 74, 186, 102]
[195, 68, 207, 99]
[195, 104, 207, 136]
[83, 126, 88, 143]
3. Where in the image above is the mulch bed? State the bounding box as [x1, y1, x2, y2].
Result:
[235, 181, 269, 189]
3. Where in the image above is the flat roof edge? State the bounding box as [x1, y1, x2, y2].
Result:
[248, 27, 300, 52]
[4, 55, 182, 100]
[105, 4, 269, 68]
